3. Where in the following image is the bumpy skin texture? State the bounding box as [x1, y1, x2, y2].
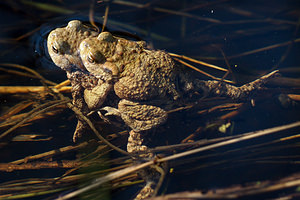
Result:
[47, 20, 104, 140]
[47, 20, 98, 71]
[79, 32, 181, 132]
[47, 21, 176, 140]
[79, 32, 180, 102]
[48, 21, 278, 199]
[48, 20, 278, 143]
[118, 100, 168, 132]
[47, 20, 101, 103]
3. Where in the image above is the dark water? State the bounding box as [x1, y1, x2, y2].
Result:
[0, 0, 300, 199]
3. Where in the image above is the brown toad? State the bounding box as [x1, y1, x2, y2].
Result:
[78, 32, 278, 198]
[47, 20, 107, 140]
[47, 20, 98, 71]
[47, 20, 278, 148]
[78, 31, 278, 154]
[79, 32, 179, 133]
[48, 22, 278, 199]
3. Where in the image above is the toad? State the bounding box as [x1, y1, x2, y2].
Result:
[47, 21, 278, 199]
[47, 20, 278, 153]
[79, 32, 181, 154]
[77, 32, 277, 199]
[47, 20, 105, 140]
[47, 20, 98, 71]
[78, 31, 278, 155]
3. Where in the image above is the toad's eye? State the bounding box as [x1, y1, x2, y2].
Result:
[52, 45, 59, 54]
[87, 54, 95, 64]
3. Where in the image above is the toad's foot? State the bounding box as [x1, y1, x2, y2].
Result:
[135, 181, 155, 200]
[195, 70, 279, 99]
[100, 106, 121, 117]
[135, 164, 166, 200]
[127, 130, 167, 199]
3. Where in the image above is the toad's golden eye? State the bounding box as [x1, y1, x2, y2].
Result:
[52, 45, 59, 54]
[87, 53, 95, 63]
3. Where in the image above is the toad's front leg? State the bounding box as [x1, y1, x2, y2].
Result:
[83, 82, 113, 110]
[67, 70, 112, 141]
[66, 71, 90, 141]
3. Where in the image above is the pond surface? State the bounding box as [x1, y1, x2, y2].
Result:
[0, 0, 300, 199]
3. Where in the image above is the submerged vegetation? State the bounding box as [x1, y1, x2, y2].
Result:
[0, 0, 300, 199]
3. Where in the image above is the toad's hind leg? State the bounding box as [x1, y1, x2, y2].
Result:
[127, 130, 167, 200]
[194, 70, 279, 99]
[100, 99, 168, 154]
[116, 100, 168, 199]
[118, 99, 168, 133]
